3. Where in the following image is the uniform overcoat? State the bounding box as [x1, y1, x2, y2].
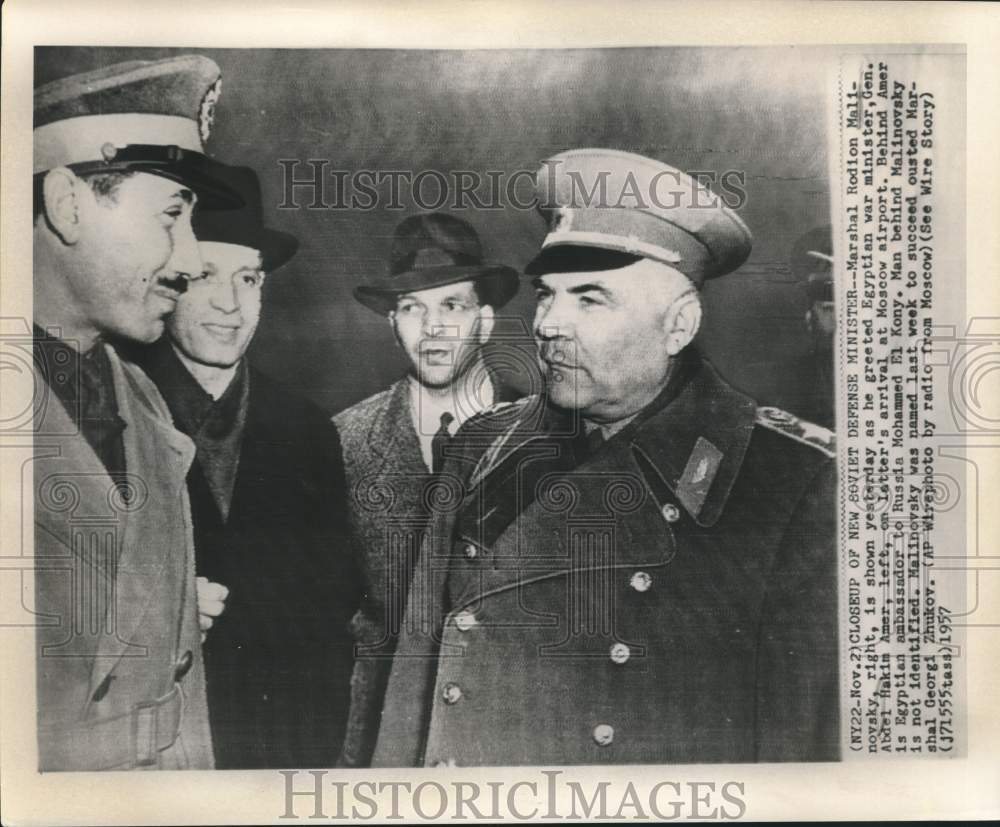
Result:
[372, 352, 840, 766]
[335, 375, 519, 767]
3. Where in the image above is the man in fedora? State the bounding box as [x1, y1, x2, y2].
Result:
[130, 165, 360, 768]
[335, 212, 521, 767]
[373, 149, 839, 766]
[31, 55, 241, 771]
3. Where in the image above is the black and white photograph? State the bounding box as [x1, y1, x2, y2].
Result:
[0, 1, 997, 824]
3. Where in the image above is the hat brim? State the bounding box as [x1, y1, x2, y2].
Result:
[259, 228, 299, 272]
[354, 264, 519, 314]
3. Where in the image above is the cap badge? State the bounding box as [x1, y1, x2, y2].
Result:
[100, 142, 118, 162]
[198, 78, 222, 143]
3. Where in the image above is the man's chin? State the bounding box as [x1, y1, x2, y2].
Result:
[412, 364, 461, 389]
[191, 353, 242, 369]
[112, 317, 164, 345]
[545, 376, 587, 411]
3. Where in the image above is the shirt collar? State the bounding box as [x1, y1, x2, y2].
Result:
[408, 357, 495, 436]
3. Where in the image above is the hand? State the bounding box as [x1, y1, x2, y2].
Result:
[196, 576, 229, 643]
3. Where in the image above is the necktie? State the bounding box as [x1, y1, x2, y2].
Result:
[431, 411, 455, 473]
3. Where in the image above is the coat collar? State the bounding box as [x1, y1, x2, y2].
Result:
[465, 349, 756, 529]
[628, 350, 756, 527]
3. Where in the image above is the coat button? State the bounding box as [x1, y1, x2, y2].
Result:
[609, 643, 631, 664]
[463, 543, 478, 560]
[629, 571, 653, 592]
[453, 610, 478, 632]
[660, 502, 681, 523]
[592, 724, 615, 746]
[173, 649, 193, 681]
[442, 682, 464, 704]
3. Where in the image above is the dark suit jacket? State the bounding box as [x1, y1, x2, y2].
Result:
[139, 342, 359, 769]
[334, 374, 519, 767]
[373, 351, 840, 766]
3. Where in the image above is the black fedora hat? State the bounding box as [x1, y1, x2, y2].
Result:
[192, 164, 298, 271]
[353, 213, 519, 314]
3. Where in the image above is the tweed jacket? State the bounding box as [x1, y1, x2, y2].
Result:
[372, 352, 840, 766]
[334, 374, 519, 767]
[33, 344, 213, 771]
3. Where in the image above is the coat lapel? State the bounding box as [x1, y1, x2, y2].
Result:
[33, 369, 118, 586]
[359, 379, 424, 476]
[89, 347, 196, 691]
[629, 357, 756, 527]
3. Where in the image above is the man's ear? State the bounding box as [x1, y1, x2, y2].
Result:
[387, 310, 405, 346]
[476, 304, 496, 343]
[663, 291, 702, 356]
[41, 167, 85, 245]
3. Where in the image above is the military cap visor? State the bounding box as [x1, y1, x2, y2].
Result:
[59, 147, 244, 210]
[524, 246, 642, 277]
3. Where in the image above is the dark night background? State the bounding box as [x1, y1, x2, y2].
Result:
[35, 46, 833, 419]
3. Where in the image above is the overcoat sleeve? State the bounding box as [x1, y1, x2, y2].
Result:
[754, 457, 840, 761]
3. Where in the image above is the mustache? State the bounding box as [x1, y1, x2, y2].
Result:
[157, 274, 189, 294]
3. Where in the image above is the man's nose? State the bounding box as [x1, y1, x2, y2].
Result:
[421, 308, 448, 337]
[169, 218, 205, 282]
[534, 297, 572, 341]
[209, 278, 240, 313]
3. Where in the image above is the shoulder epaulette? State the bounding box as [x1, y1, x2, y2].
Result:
[755, 406, 836, 458]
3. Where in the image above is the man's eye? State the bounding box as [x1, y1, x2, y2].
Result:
[241, 271, 263, 287]
[163, 206, 184, 220]
[579, 295, 601, 307]
[444, 301, 466, 312]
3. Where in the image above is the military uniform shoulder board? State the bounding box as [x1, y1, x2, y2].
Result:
[755, 406, 836, 458]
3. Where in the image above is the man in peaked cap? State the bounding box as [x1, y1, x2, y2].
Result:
[373, 149, 839, 766]
[335, 212, 523, 766]
[31, 55, 239, 771]
[129, 165, 360, 768]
